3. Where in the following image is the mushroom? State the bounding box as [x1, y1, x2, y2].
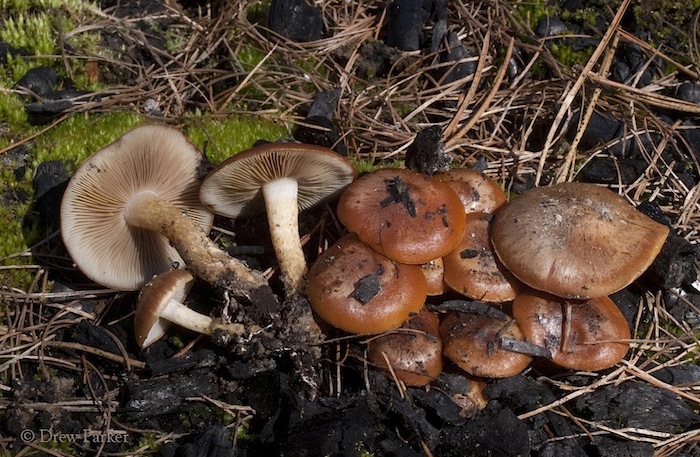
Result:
[337, 168, 466, 264]
[512, 288, 631, 371]
[61, 125, 274, 304]
[442, 212, 522, 302]
[440, 307, 532, 378]
[306, 234, 427, 334]
[199, 142, 356, 296]
[420, 257, 450, 296]
[435, 168, 507, 214]
[134, 269, 249, 348]
[491, 182, 669, 299]
[367, 307, 443, 387]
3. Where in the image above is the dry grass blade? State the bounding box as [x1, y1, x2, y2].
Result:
[535, 0, 632, 185]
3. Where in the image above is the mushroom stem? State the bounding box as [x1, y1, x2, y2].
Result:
[159, 297, 218, 334]
[158, 298, 248, 337]
[261, 177, 308, 296]
[124, 191, 276, 305]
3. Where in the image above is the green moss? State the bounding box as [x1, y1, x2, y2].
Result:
[132, 432, 161, 454]
[0, 87, 29, 130]
[31, 111, 144, 168]
[512, 0, 559, 30]
[246, 0, 269, 24]
[0, 148, 34, 288]
[0, 0, 104, 93]
[1, 13, 56, 55]
[548, 41, 595, 68]
[0, 111, 142, 290]
[185, 115, 290, 164]
[351, 158, 404, 174]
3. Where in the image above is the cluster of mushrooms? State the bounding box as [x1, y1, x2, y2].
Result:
[60, 124, 355, 348]
[305, 166, 670, 387]
[59, 123, 670, 390]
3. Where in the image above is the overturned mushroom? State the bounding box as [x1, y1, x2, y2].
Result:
[134, 269, 250, 349]
[306, 234, 426, 334]
[200, 142, 356, 296]
[60, 124, 273, 305]
[491, 182, 669, 299]
[337, 168, 466, 264]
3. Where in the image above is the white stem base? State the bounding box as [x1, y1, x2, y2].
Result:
[262, 178, 307, 296]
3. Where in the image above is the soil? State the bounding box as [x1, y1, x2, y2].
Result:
[2, 0, 700, 456]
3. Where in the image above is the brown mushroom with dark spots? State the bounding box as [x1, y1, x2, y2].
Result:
[367, 307, 443, 387]
[420, 257, 450, 296]
[435, 168, 507, 214]
[440, 308, 532, 378]
[491, 182, 670, 299]
[512, 288, 631, 371]
[199, 142, 356, 297]
[306, 234, 427, 334]
[443, 212, 523, 302]
[134, 269, 250, 349]
[337, 168, 466, 264]
[60, 124, 273, 304]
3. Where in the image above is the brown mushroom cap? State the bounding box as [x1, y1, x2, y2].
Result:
[435, 168, 507, 214]
[440, 310, 532, 378]
[337, 168, 466, 264]
[420, 257, 450, 296]
[134, 269, 196, 348]
[491, 182, 670, 299]
[199, 142, 356, 295]
[134, 269, 248, 349]
[443, 212, 522, 302]
[512, 288, 631, 371]
[368, 307, 443, 386]
[306, 234, 427, 334]
[60, 125, 214, 291]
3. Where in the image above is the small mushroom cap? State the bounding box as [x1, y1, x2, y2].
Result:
[420, 257, 450, 296]
[512, 288, 631, 371]
[306, 234, 427, 334]
[337, 168, 466, 264]
[199, 142, 356, 218]
[491, 182, 670, 299]
[443, 212, 522, 302]
[368, 307, 443, 386]
[435, 168, 507, 214]
[60, 124, 214, 291]
[440, 310, 532, 378]
[134, 269, 194, 348]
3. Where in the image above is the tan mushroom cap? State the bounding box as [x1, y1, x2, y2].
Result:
[435, 168, 507, 214]
[60, 125, 214, 291]
[337, 168, 466, 264]
[491, 182, 669, 299]
[306, 234, 427, 334]
[512, 288, 631, 371]
[199, 142, 356, 296]
[134, 269, 195, 348]
[368, 307, 443, 387]
[443, 212, 522, 302]
[199, 142, 356, 217]
[440, 310, 532, 378]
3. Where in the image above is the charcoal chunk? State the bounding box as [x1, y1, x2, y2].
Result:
[268, 0, 323, 42]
